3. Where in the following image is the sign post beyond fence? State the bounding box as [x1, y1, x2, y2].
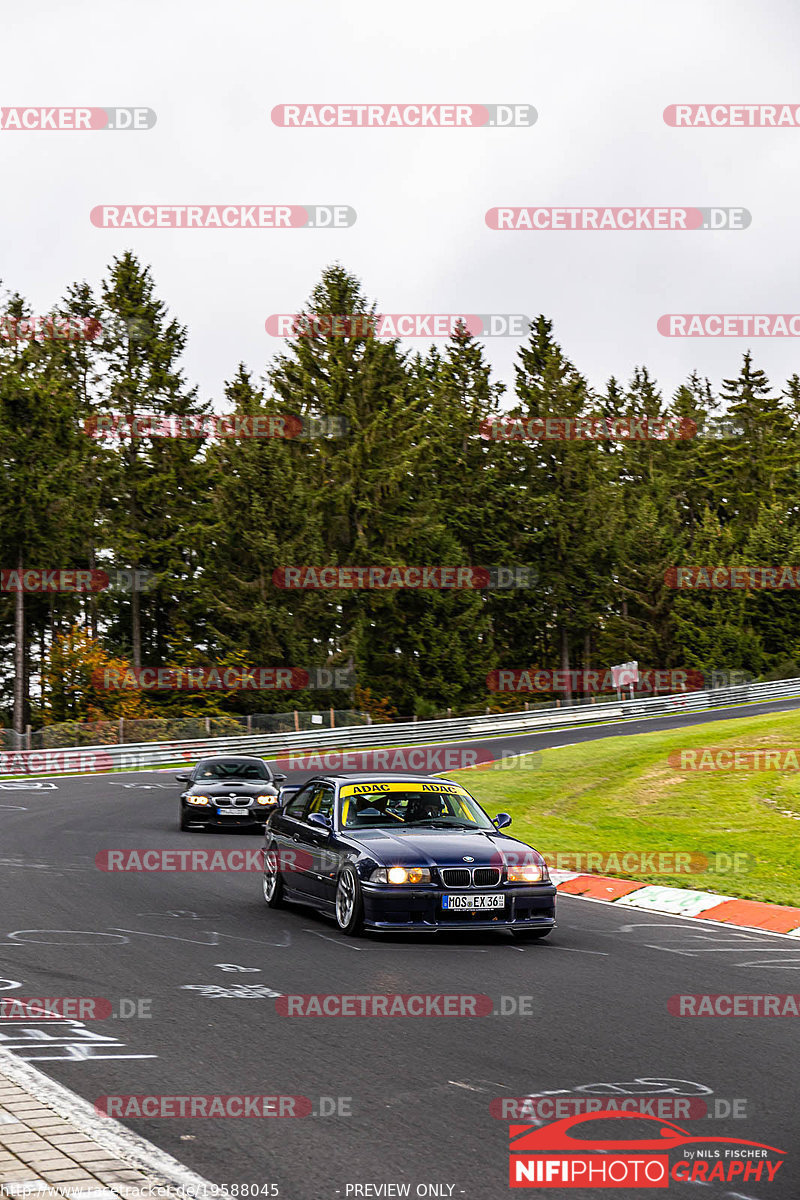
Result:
[611, 660, 639, 703]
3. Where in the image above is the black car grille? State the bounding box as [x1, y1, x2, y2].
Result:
[440, 867, 501, 888]
[473, 867, 501, 887]
[440, 868, 471, 888]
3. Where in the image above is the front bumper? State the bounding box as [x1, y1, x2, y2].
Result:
[361, 883, 557, 931]
[182, 805, 271, 826]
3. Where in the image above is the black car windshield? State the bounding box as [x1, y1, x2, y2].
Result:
[339, 784, 495, 830]
[195, 759, 271, 781]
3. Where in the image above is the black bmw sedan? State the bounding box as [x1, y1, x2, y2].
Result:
[177, 755, 286, 832]
[261, 772, 556, 938]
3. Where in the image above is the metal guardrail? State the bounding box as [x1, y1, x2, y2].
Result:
[1, 677, 799, 777]
[0, 709, 368, 752]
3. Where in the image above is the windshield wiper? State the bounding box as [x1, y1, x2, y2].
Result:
[404, 821, 477, 830]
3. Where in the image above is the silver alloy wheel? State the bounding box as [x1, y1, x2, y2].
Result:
[336, 870, 356, 928]
[263, 851, 278, 901]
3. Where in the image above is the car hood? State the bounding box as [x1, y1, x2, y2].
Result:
[346, 827, 539, 867]
[187, 780, 277, 795]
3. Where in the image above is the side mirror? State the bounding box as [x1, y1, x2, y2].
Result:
[307, 812, 332, 832]
[273, 773, 287, 783]
[176, 773, 190, 783]
[494, 812, 512, 829]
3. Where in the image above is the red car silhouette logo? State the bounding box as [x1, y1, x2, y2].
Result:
[510, 1110, 784, 1154]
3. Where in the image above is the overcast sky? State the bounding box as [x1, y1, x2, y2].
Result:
[2, 0, 798, 410]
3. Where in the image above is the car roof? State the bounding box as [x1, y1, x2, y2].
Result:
[311, 772, 460, 785]
[195, 755, 265, 762]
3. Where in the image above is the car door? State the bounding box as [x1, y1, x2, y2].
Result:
[271, 783, 316, 894]
[301, 783, 338, 903]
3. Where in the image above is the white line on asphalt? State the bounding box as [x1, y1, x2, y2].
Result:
[546, 945, 610, 955]
[303, 928, 363, 950]
[0, 1041, 217, 1190]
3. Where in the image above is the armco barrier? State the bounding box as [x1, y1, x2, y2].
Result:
[1, 678, 799, 777]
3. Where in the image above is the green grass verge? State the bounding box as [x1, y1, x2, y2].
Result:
[449, 707, 800, 908]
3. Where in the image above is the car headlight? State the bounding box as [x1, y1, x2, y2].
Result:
[256, 795, 277, 806]
[506, 862, 548, 883]
[187, 795, 211, 806]
[370, 866, 432, 885]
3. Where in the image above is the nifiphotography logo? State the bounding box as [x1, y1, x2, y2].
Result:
[508, 1111, 785, 1188]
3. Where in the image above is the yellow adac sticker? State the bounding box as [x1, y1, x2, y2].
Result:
[339, 780, 468, 798]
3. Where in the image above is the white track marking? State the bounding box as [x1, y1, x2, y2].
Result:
[0, 781, 57, 790]
[303, 928, 363, 950]
[546, 945, 609, 955]
[0, 1040, 216, 1190]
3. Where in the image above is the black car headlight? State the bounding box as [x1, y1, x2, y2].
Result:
[370, 866, 432, 885]
[187, 795, 211, 806]
[256, 795, 277, 806]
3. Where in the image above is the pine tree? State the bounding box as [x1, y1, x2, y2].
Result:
[95, 252, 209, 668]
[0, 292, 89, 732]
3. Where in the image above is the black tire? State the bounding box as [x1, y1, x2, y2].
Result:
[262, 845, 285, 908]
[511, 927, 552, 941]
[335, 866, 365, 936]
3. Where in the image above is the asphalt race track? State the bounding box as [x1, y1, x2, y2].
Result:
[1, 695, 799, 1200]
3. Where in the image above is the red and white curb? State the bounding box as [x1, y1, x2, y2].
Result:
[551, 871, 800, 936]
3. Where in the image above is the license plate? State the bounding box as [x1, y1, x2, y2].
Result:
[217, 806, 248, 816]
[442, 893, 505, 911]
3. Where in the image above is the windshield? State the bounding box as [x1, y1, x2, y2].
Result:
[195, 759, 271, 781]
[339, 782, 495, 830]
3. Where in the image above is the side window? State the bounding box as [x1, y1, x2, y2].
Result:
[308, 785, 335, 820]
[286, 785, 313, 818]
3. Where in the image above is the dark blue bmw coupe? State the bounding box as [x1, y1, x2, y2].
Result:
[261, 773, 556, 938]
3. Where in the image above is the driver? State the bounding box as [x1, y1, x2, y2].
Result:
[405, 795, 446, 822]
